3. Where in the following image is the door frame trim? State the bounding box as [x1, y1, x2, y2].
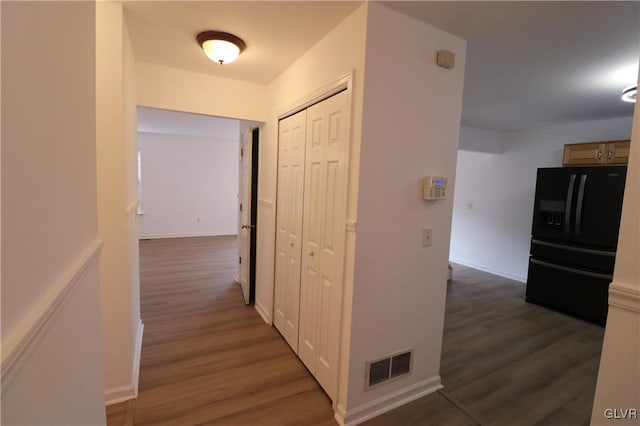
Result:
[277, 73, 353, 120]
[249, 127, 260, 304]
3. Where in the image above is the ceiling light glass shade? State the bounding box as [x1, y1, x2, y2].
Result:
[202, 39, 240, 64]
[621, 86, 637, 103]
[196, 31, 246, 65]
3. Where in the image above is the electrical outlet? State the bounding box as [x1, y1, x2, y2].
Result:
[422, 228, 432, 247]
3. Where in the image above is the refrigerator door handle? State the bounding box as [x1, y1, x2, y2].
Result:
[575, 174, 587, 235]
[564, 174, 576, 234]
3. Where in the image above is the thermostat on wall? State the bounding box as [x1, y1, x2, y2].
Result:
[422, 176, 448, 200]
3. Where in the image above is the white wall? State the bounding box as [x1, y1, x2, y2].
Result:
[345, 3, 466, 423]
[450, 117, 634, 282]
[1, 2, 106, 424]
[458, 126, 503, 154]
[96, 1, 143, 404]
[136, 61, 268, 123]
[138, 132, 239, 238]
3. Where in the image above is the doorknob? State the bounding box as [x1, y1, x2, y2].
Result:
[241, 224, 255, 229]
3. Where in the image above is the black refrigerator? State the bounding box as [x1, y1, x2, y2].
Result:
[525, 166, 627, 325]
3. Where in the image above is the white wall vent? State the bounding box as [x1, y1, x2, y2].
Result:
[365, 349, 414, 389]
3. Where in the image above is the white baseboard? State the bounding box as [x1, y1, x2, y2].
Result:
[449, 257, 527, 283]
[105, 319, 144, 406]
[138, 232, 237, 240]
[104, 385, 135, 406]
[609, 281, 640, 313]
[337, 376, 443, 425]
[334, 404, 347, 426]
[255, 302, 271, 325]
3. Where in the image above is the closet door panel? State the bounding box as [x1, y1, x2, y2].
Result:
[300, 91, 349, 399]
[274, 130, 291, 333]
[316, 93, 348, 397]
[274, 110, 306, 352]
[299, 111, 324, 371]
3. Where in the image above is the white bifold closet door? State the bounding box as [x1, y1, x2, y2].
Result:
[274, 90, 348, 401]
[274, 110, 307, 352]
[298, 91, 348, 398]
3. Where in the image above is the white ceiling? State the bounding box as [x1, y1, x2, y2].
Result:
[124, 1, 639, 132]
[123, 1, 362, 85]
[384, 1, 640, 131]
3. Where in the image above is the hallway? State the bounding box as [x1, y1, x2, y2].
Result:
[106, 236, 605, 425]
[108, 236, 336, 425]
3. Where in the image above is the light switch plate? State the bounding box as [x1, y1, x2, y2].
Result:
[423, 228, 432, 247]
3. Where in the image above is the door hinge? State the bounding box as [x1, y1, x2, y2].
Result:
[240, 203, 243, 212]
[241, 148, 244, 157]
[239, 256, 242, 265]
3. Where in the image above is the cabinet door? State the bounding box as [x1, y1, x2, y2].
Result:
[299, 90, 348, 400]
[274, 110, 306, 353]
[562, 142, 604, 166]
[605, 140, 630, 164]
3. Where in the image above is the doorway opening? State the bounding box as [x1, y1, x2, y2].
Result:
[136, 106, 260, 305]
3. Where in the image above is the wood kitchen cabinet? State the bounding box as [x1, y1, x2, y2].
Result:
[563, 140, 630, 166]
[606, 140, 631, 164]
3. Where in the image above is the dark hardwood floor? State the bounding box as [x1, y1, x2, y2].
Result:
[362, 391, 479, 426]
[439, 264, 604, 426]
[107, 238, 604, 426]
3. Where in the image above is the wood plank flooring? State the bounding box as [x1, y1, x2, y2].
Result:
[439, 264, 604, 425]
[362, 391, 479, 426]
[107, 238, 604, 426]
[113, 236, 337, 426]
[106, 400, 135, 426]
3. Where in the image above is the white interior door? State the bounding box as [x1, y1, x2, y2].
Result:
[299, 90, 348, 399]
[237, 131, 252, 304]
[274, 110, 307, 352]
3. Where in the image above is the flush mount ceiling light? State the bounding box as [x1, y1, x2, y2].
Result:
[621, 85, 637, 103]
[196, 31, 246, 65]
